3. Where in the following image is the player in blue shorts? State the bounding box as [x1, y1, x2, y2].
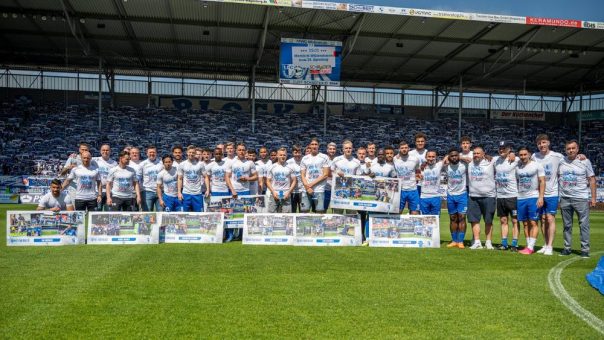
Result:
[393, 141, 421, 214]
[157, 155, 181, 212]
[444, 149, 468, 248]
[516, 147, 545, 255]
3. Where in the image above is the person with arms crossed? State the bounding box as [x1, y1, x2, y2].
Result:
[61, 151, 102, 212]
[37, 179, 74, 211]
[467, 146, 497, 250]
[494, 141, 521, 251]
[106, 151, 141, 211]
[286, 145, 309, 213]
[156, 155, 181, 212]
[300, 138, 330, 213]
[515, 147, 545, 255]
[558, 140, 596, 258]
[266, 148, 297, 213]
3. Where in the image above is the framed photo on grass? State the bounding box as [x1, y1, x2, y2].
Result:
[87, 212, 160, 245]
[243, 213, 295, 245]
[368, 214, 440, 248]
[159, 212, 224, 244]
[294, 214, 362, 246]
[6, 210, 85, 246]
[329, 175, 401, 213]
[205, 195, 266, 229]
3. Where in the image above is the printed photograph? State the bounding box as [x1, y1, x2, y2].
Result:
[333, 176, 398, 203]
[296, 215, 358, 237]
[90, 213, 156, 236]
[8, 212, 83, 237]
[246, 214, 294, 236]
[161, 213, 222, 235]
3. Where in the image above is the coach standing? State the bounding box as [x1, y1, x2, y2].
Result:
[558, 140, 596, 258]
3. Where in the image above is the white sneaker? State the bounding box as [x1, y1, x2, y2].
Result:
[470, 242, 483, 250]
[536, 246, 547, 254]
[485, 241, 494, 250]
[543, 247, 553, 256]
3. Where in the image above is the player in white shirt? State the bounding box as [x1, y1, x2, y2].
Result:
[246, 149, 259, 195]
[156, 155, 181, 212]
[106, 151, 141, 211]
[366, 142, 377, 163]
[324, 142, 338, 211]
[92, 144, 117, 211]
[266, 148, 297, 213]
[60, 142, 89, 201]
[201, 148, 213, 197]
[368, 148, 396, 178]
[225, 143, 258, 197]
[171, 145, 184, 166]
[467, 147, 497, 250]
[516, 147, 545, 255]
[409, 132, 428, 165]
[531, 134, 564, 254]
[224, 142, 237, 167]
[443, 149, 468, 249]
[459, 136, 474, 163]
[61, 151, 102, 212]
[37, 179, 74, 211]
[300, 138, 331, 213]
[206, 147, 230, 196]
[287, 145, 310, 213]
[356, 146, 370, 175]
[393, 141, 421, 214]
[177, 145, 209, 212]
[269, 150, 278, 165]
[558, 140, 596, 258]
[493, 141, 520, 251]
[128, 147, 143, 209]
[139, 146, 162, 211]
[418, 151, 444, 216]
[255, 146, 272, 194]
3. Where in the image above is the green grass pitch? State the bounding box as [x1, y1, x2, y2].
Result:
[1, 204, 602, 338]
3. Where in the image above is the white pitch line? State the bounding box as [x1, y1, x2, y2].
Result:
[548, 251, 604, 335]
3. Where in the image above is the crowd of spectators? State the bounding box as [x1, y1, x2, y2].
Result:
[1, 102, 602, 177]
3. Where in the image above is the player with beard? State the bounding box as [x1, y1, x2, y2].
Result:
[287, 145, 309, 213]
[516, 147, 545, 255]
[393, 141, 421, 214]
[443, 149, 468, 248]
[205, 147, 234, 241]
[37, 179, 75, 211]
[171, 145, 184, 167]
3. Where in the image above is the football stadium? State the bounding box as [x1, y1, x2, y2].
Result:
[1, 0, 604, 338]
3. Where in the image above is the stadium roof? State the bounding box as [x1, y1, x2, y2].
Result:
[1, 0, 604, 95]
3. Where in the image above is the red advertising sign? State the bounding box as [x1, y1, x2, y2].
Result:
[526, 17, 582, 28]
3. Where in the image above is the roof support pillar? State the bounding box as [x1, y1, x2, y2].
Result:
[251, 66, 256, 134]
[458, 75, 463, 142]
[98, 57, 102, 132]
[323, 85, 327, 137]
[147, 74, 152, 109]
[579, 84, 583, 145]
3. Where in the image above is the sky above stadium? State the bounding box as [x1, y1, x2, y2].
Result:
[325, 0, 604, 22]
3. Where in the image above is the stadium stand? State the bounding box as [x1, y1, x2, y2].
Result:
[1, 101, 602, 176]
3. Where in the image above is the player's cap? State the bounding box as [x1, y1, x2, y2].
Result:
[498, 141, 511, 148]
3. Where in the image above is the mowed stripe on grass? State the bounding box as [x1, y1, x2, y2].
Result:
[1, 205, 602, 338]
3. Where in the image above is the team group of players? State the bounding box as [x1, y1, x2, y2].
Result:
[37, 132, 596, 257]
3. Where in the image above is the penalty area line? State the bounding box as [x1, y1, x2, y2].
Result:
[548, 251, 604, 335]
